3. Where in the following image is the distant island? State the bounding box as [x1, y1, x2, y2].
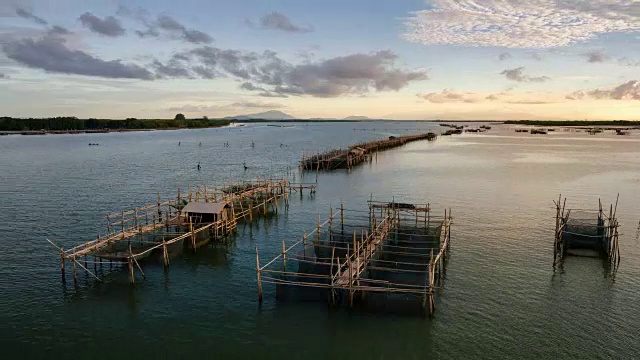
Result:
[224, 110, 374, 122]
[223, 110, 295, 121]
[0, 116, 231, 134]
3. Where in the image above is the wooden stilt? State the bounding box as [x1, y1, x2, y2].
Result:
[60, 250, 65, 283]
[73, 256, 77, 284]
[256, 247, 263, 304]
[282, 239, 287, 271]
[162, 237, 169, 268]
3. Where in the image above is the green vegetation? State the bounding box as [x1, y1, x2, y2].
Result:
[504, 120, 640, 126]
[0, 117, 231, 131]
[174, 113, 186, 120]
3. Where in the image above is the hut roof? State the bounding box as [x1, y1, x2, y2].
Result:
[182, 202, 229, 214]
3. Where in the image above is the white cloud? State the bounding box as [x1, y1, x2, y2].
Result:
[404, 0, 640, 48]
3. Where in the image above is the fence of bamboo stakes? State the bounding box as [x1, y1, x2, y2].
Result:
[554, 194, 620, 269]
[256, 201, 452, 317]
[53, 177, 314, 285]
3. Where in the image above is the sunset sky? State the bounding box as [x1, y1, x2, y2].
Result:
[1, 0, 639, 120]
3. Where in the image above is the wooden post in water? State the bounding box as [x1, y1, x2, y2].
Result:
[340, 200, 344, 234]
[303, 232, 307, 259]
[255, 247, 263, 304]
[107, 216, 111, 239]
[329, 207, 333, 243]
[60, 249, 65, 283]
[189, 216, 196, 252]
[121, 210, 125, 240]
[72, 256, 77, 285]
[282, 239, 287, 272]
[162, 237, 169, 268]
[128, 257, 135, 284]
[330, 246, 336, 306]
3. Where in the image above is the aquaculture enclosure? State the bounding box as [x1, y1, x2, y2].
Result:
[300, 132, 437, 171]
[50, 178, 317, 284]
[554, 195, 620, 268]
[256, 200, 452, 317]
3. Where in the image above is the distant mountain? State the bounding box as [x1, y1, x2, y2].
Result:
[342, 115, 371, 120]
[224, 110, 295, 120]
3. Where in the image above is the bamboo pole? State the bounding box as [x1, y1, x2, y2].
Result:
[303, 232, 307, 259]
[73, 255, 77, 284]
[190, 216, 195, 252]
[329, 207, 333, 243]
[256, 247, 263, 304]
[330, 246, 336, 306]
[163, 237, 169, 268]
[60, 249, 65, 283]
[341, 200, 344, 233]
[282, 239, 287, 271]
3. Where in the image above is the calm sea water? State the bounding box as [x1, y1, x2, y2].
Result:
[1, 122, 639, 359]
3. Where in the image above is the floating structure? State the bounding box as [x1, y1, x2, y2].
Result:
[515, 129, 528, 133]
[530, 129, 548, 135]
[553, 195, 620, 268]
[441, 129, 463, 136]
[256, 200, 452, 317]
[50, 178, 317, 284]
[300, 132, 437, 171]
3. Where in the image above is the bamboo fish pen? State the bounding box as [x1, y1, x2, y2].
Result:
[300, 132, 437, 171]
[256, 199, 453, 317]
[51, 177, 317, 285]
[554, 194, 621, 269]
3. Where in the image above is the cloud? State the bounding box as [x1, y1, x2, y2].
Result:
[568, 80, 640, 100]
[167, 100, 284, 113]
[583, 50, 609, 63]
[48, 26, 71, 36]
[155, 48, 427, 97]
[404, 0, 640, 48]
[15, 8, 47, 25]
[2, 36, 154, 79]
[115, 6, 149, 21]
[230, 101, 284, 108]
[254, 12, 313, 33]
[498, 52, 512, 61]
[79, 12, 125, 37]
[619, 57, 640, 66]
[505, 99, 555, 104]
[501, 67, 550, 82]
[136, 14, 213, 44]
[418, 89, 480, 103]
[418, 89, 560, 104]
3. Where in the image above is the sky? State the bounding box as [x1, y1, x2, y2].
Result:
[0, 0, 639, 120]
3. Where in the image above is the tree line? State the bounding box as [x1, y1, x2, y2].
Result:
[0, 116, 231, 131]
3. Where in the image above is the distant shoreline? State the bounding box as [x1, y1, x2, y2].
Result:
[0, 117, 232, 136]
[504, 120, 640, 127]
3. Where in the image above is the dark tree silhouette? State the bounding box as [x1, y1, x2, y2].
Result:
[175, 113, 186, 120]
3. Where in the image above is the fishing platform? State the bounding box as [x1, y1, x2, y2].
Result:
[51, 178, 317, 284]
[554, 195, 620, 269]
[300, 132, 437, 171]
[256, 200, 452, 317]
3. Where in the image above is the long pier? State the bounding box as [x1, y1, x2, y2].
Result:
[300, 132, 437, 171]
[257, 200, 452, 317]
[52, 178, 317, 285]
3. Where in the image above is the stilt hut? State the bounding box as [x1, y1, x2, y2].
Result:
[182, 202, 231, 224]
